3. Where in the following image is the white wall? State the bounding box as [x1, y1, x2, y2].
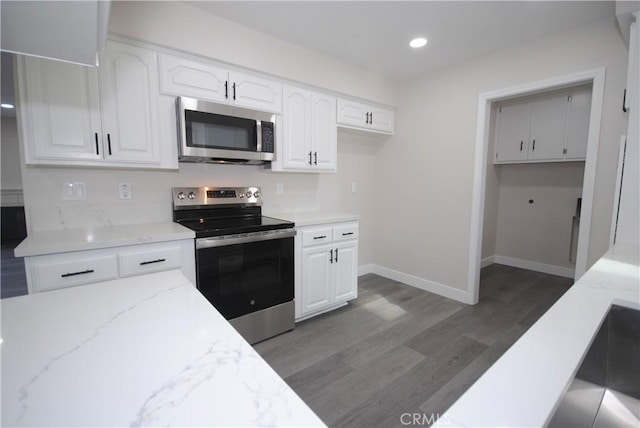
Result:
[494, 162, 585, 269]
[481, 105, 500, 260]
[18, 1, 393, 267]
[1, 116, 22, 190]
[373, 17, 629, 293]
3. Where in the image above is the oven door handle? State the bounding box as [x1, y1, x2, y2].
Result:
[196, 228, 296, 249]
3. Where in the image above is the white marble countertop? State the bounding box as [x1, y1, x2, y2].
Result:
[434, 242, 640, 427]
[14, 222, 195, 257]
[266, 211, 359, 227]
[1, 269, 326, 427]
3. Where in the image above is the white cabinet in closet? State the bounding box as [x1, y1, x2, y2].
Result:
[494, 87, 591, 164]
[337, 98, 395, 134]
[272, 85, 336, 172]
[17, 40, 176, 169]
[159, 53, 282, 113]
[296, 221, 358, 320]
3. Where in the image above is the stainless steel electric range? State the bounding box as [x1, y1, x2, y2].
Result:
[172, 186, 295, 344]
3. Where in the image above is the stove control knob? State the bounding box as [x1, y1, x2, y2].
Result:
[187, 192, 196, 200]
[177, 192, 185, 200]
[245, 190, 253, 198]
[238, 192, 244, 198]
[253, 191, 260, 198]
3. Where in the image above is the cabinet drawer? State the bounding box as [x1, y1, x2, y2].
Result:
[31, 255, 118, 292]
[302, 227, 333, 247]
[333, 222, 359, 242]
[118, 244, 183, 278]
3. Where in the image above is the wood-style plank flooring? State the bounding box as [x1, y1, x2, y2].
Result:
[1, 245, 28, 299]
[254, 264, 572, 428]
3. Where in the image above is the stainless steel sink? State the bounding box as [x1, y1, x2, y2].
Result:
[548, 305, 640, 427]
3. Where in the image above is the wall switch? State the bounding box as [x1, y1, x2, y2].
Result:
[63, 182, 75, 200]
[276, 183, 283, 195]
[351, 182, 358, 193]
[63, 182, 86, 200]
[73, 182, 86, 200]
[119, 182, 132, 200]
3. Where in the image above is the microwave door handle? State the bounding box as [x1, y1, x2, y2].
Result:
[256, 120, 263, 152]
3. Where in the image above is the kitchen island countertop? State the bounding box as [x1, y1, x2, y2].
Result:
[1, 270, 326, 427]
[14, 222, 195, 257]
[434, 242, 640, 427]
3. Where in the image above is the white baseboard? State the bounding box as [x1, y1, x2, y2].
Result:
[480, 256, 495, 268]
[358, 264, 375, 276]
[493, 255, 575, 279]
[361, 264, 471, 304]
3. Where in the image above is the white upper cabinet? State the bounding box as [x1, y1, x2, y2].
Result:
[494, 87, 591, 164]
[565, 87, 592, 160]
[99, 41, 161, 164]
[19, 57, 103, 161]
[273, 85, 336, 173]
[527, 94, 568, 161]
[159, 53, 282, 113]
[337, 98, 395, 134]
[18, 40, 177, 169]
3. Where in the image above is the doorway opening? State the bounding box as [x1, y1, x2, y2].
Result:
[467, 68, 606, 304]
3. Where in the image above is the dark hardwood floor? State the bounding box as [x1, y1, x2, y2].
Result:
[254, 264, 573, 428]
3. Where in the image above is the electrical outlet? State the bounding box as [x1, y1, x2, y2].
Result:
[351, 182, 358, 193]
[119, 182, 132, 200]
[63, 183, 74, 200]
[276, 183, 283, 194]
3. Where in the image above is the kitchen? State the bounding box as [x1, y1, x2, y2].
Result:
[1, 1, 639, 427]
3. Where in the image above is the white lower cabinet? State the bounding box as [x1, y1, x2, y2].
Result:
[296, 221, 358, 320]
[25, 240, 195, 293]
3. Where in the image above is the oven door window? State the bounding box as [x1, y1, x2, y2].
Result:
[196, 237, 294, 320]
[185, 110, 257, 151]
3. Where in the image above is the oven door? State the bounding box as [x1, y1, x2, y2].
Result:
[195, 229, 295, 320]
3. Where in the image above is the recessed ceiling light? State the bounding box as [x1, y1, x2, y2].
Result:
[409, 37, 428, 48]
[1, 103, 14, 109]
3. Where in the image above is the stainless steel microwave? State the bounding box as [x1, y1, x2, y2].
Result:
[177, 97, 276, 165]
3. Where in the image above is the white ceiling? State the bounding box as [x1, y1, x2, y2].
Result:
[187, 1, 616, 82]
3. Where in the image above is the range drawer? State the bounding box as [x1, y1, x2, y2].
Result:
[118, 244, 183, 277]
[301, 226, 333, 247]
[30, 254, 118, 292]
[332, 222, 359, 242]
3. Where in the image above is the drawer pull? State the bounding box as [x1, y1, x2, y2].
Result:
[314, 235, 327, 240]
[61, 269, 94, 278]
[342, 232, 354, 236]
[140, 258, 166, 266]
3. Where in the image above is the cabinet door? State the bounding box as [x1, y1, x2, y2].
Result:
[369, 107, 395, 134]
[337, 98, 369, 129]
[229, 71, 282, 113]
[19, 56, 102, 162]
[301, 246, 333, 315]
[495, 102, 530, 163]
[282, 86, 313, 169]
[99, 40, 161, 164]
[159, 53, 229, 103]
[528, 94, 568, 161]
[333, 241, 358, 302]
[311, 92, 337, 171]
[565, 87, 592, 160]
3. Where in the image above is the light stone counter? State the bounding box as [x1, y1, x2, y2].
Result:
[266, 212, 359, 227]
[1, 270, 326, 427]
[14, 222, 194, 257]
[434, 242, 640, 427]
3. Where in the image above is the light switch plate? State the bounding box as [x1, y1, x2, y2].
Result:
[63, 182, 74, 200]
